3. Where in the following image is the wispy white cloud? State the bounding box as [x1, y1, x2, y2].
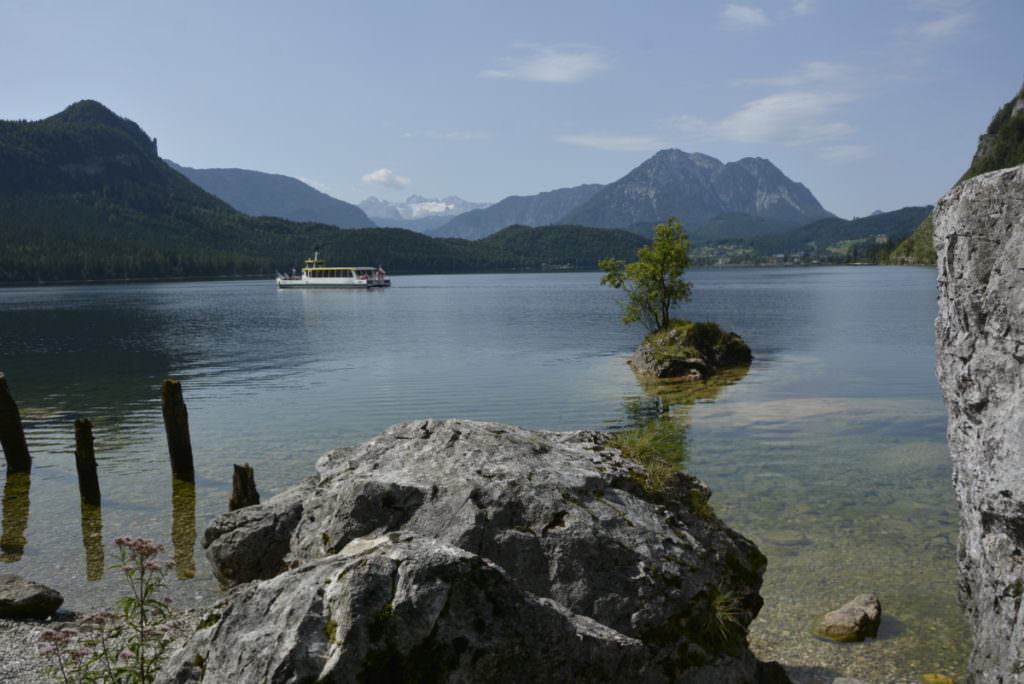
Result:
[741, 61, 857, 88]
[482, 46, 607, 83]
[792, 0, 815, 16]
[918, 12, 971, 38]
[679, 88, 855, 147]
[556, 135, 661, 152]
[721, 4, 771, 30]
[819, 144, 871, 162]
[361, 168, 411, 189]
[715, 91, 854, 144]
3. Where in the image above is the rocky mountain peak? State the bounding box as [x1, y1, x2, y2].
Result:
[560, 148, 831, 230]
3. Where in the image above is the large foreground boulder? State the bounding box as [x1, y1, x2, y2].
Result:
[934, 164, 1024, 680]
[164, 419, 774, 682]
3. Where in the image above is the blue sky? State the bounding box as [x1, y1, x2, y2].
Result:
[3, 0, 1022, 219]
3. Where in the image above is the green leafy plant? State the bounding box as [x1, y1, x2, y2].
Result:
[599, 217, 693, 332]
[38, 537, 179, 683]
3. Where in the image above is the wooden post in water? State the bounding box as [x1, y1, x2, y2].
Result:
[229, 463, 260, 511]
[74, 418, 101, 507]
[0, 372, 31, 474]
[161, 379, 194, 482]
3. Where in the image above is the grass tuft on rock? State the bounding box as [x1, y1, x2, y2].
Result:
[608, 421, 686, 494]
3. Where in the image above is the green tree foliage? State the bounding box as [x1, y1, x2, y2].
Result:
[599, 217, 692, 331]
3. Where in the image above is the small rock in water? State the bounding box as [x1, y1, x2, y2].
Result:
[814, 592, 881, 642]
[0, 574, 64, 619]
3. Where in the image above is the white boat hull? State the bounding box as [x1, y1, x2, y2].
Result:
[276, 253, 390, 289]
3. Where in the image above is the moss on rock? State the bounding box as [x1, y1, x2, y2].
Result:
[630, 320, 752, 380]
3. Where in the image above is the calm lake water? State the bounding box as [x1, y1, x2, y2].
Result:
[0, 267, 966, 680]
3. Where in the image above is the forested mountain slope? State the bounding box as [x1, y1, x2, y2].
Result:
[0, 101, 646, 282]
[890, 81, 1024, 264]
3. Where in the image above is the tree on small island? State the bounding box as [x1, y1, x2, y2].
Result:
[599, 217, 692, 332]
[600, 217, 751, 380]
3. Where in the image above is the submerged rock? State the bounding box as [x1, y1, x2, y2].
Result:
[630, 320, 752, 380]
[813, 593, 881, 642]
[934, 164, 1024, 680]
[164, 419, 776, 682]
[0, 574, 63, 619]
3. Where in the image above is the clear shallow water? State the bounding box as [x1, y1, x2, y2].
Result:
[0, 267, 966, 679]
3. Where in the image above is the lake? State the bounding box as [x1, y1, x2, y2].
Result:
[0, 267, 967, 680]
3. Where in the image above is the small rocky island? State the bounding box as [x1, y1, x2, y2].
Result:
[160, 418, 783, 683]
[629, 319, 753, 381]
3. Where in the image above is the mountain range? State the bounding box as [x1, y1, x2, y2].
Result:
[422, 149, 832, 241]
[359, 195, 490, 232]
[0, 100, 647, 282]
[430, 184, 604, 239]
[167, 161, 375, 229]
[180, 146, 832, 244]
[562, 150, 832, 231]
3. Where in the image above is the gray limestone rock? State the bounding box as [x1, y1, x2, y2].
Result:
[186, 418, 772, 682]
[934, 163, 1024, 681]
[813, 593, 881, 642]
[0, 574, 63, 619]
[161, 533, 657, 683]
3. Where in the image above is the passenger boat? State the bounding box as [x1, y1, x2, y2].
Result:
[276, 252, 391, 289]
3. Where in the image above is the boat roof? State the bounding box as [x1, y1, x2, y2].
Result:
[304, 266, 378, 270]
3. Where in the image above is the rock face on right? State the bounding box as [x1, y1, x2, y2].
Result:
[934, 163, 1024, 681]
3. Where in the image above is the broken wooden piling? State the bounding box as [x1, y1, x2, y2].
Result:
[161, 379, 194, 482]
[74, 418, 101, 506]
[0, 372, 31, 474]
[229, 463, 260, 511]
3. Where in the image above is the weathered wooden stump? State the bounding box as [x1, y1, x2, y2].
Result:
[161, 379, 194, 482]
[229, 463, 260, 511]
[0, 373, 31, 474]
[74, 418, 101, 506]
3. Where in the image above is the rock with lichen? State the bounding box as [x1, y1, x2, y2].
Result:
[934, 163, 1024, 681]
[629, 320, 752, 380]
[161, 419, 780, 683]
